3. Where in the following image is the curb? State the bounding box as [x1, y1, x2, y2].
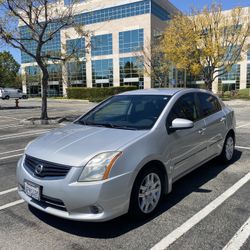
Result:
[20, 117, 63, 125]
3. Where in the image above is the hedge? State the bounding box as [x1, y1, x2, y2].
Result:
[222, 88, 250, 99]
[66, 86, 138, 102]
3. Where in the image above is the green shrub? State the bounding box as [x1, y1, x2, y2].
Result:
[223, 91, 231, 97]
[66, 86, 138, 101]
[238, 88, 250, 97]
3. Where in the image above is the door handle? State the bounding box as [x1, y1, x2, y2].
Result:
[220, 117, 226, 122]
[198, 128, 206, 134]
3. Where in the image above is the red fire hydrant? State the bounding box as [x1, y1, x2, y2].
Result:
[15, 99, 19, 108]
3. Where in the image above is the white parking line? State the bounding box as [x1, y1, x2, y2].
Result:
[223, 216, 250, 250]
[0, 124, 24, 130]
[0, 116, 21, 121]
[0, 149, 24, 155]
[236, 123, 250, 129]
[0, 200, 24, 211]
[0, 130, 49, 141]
[236, 146, 250, 150]
[0, 154, 23, 160]
[0, 130, 48, 138]
[151, 172, 250, 250]
[0, 187, 18, 196]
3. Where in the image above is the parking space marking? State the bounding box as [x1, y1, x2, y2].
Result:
[236, 146, 250, 150]
[151, 172, 250, 250]
[0, 154, 23, 160]
[0, 149, 24, 155]
[0, 124, 24, 130]
[223, 216, 250, 250]
[0, 200, 24, 211]
[0, 187, 18, 196]
[0, 116, 21, 121]
[236, 123, 250, 129]
[0, 130, 49, 141]
[0, 130, 48, 138]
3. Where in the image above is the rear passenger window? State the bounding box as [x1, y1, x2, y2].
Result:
[167, 93, 199, 127]
[198, 93, 221, 117]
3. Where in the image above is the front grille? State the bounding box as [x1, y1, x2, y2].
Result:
[40, 195, 67, 211]
[24, 154, 71, 178]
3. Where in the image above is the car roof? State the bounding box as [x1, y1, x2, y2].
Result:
[118, 88, 213, 96]
[118, 88, 183, 96]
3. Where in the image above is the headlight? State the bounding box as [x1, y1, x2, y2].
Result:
[78, 151, 122, 182]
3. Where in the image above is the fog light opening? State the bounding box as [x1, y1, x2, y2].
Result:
[90, 205, 102, 214]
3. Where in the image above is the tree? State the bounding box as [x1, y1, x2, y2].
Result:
[161, 4, 250, 91]
[0, 51, 20, 87]
[0, 0, 88, 120]
[136, 37, 170, 88]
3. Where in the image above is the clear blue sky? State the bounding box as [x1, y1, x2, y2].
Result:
[1, 0, 249, 65]
[170, 0, 250, 13]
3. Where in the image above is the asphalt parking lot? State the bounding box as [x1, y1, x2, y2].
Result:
[0, 98, 249, 250]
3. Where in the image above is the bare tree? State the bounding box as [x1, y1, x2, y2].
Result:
[134, 37, 170, 88]
[0, 0, 88, 120]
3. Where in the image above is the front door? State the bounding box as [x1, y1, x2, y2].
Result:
[166, 93, 207, 180]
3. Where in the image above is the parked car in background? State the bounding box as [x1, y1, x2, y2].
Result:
[16, 88, 236, 222]
[0, 88, 27, 100]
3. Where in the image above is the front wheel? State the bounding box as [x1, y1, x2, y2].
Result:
[129, 167, 164, 219]
[220, 133, 235, 163]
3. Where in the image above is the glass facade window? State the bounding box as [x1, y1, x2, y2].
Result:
[66, 38, 85, 58]
[74, 0, 150, 26]
[247, 64, 250, 88]
[247, 49, 250, 61]
[67, 61, 86, 87]
[151, 1, 170, 21]
[119, 29, 144, 53]
[25, 66, 41, 97]
[120, 56, 144, 88]
[218, 64, 240, 91]
[91, 34, 113, 56]
[20, 23, 61, 63]
[47, 64, 63, 96]
[92, 59, 113, 87]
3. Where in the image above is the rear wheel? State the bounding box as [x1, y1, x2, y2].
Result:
[5, 95, 10, 100]
[129, 167, 164, 219]
[220, 133, 235, 163]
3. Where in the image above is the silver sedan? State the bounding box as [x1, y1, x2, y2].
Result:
[16, 88, 236, 221]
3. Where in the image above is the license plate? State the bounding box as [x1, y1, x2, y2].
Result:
[24, 181, 41, 201]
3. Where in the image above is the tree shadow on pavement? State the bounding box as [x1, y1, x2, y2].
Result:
[29, 150, 242, 239]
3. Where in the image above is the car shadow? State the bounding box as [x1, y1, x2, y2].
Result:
[29, 150, 242, 239]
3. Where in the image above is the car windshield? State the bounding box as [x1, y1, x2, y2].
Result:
[77, 95, 171, 130]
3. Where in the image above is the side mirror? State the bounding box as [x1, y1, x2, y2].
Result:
[169, 118, 194, 132]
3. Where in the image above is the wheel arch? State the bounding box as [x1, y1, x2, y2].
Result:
[134, 160, 169, 195]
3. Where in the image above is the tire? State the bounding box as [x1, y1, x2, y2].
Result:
[220, 133, 235, 163]
[22, 95, 27, 99]
[5, 96, 10, 100]
[129, 167, 164, 219]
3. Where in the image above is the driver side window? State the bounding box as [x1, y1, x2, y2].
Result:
[167, 93, 198, 127]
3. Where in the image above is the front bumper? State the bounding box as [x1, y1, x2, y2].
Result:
[16, 156, 132, 222]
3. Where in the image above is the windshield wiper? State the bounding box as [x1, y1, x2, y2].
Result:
[76, 120, 114, 128]
[108, 124, 138, 130]
[76, 120, 138, 130]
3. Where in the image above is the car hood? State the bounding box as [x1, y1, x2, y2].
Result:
[25, 123, 148, 167]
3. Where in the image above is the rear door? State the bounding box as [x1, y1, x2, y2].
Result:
[166, 93, 207, 179]
[197, 93, 227, 158]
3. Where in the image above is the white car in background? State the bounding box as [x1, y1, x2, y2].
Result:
[0, 88, 27, 100]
